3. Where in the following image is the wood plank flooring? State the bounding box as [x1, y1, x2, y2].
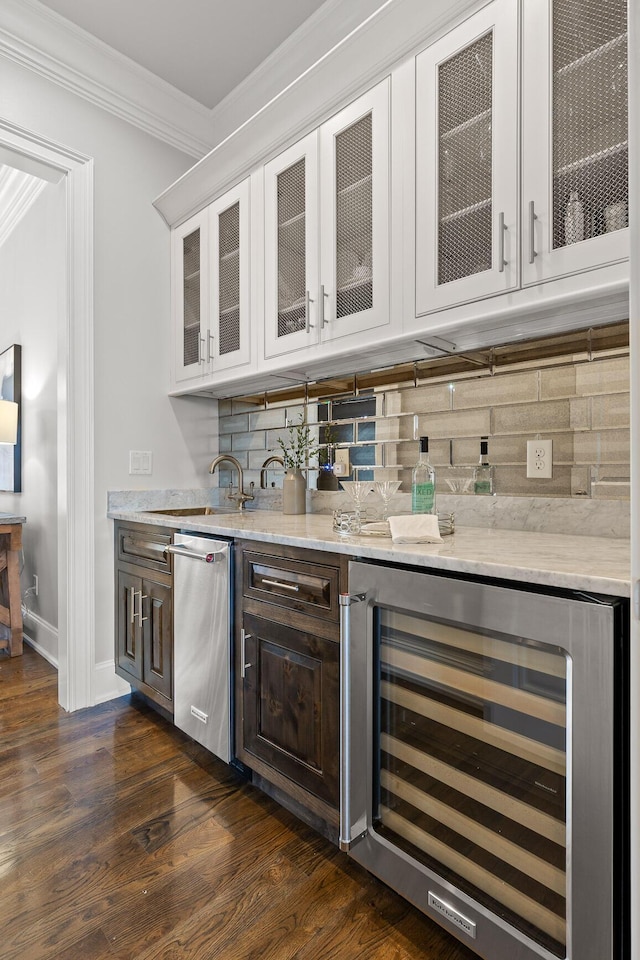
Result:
[0, 646, 478, 960]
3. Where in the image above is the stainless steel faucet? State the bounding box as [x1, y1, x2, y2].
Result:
[209, 455, 255, 511]
[259, 455, 284, 489]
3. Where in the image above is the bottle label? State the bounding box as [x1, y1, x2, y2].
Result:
[474, 480, 491, 495]
[412, 482, 435, 513]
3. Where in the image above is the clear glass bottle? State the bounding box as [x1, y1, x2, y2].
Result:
[564, 191, 584, 244]
[473, 436, 494, 495]
[412, 436, 436, 514]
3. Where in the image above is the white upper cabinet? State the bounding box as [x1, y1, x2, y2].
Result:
[209, 179, 252, 372]
[173, 209, 209, 384]
[522, 0, 628, 285]
[415, 0, 518, 314]
[264, 79, 390, 360]
[172, 180, 252, 387]
[264, 132, 319, 358]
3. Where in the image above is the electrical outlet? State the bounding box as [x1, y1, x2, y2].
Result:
[526, 439, 553, 479]
[333, 449, 350, 477]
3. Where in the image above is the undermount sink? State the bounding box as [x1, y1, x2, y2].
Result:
[147, 506, 216, 517]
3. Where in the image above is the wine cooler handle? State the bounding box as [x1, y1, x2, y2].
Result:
[528, 200, 537, 264]
[339, 591, 367, 851]
[498, 212, 507, 273]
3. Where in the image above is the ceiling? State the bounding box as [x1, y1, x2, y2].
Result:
[36, 0, 329, 110]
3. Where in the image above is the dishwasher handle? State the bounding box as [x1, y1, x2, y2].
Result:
[166, 544, 225, 563]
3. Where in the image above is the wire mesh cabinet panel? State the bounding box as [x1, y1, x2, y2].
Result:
[172, 209, 209, 384]
[319, 78, 390, 342]
[264, 132, 319, 359]
[209, 178, 252, 372]
[415, 0, 518, 315]
[522, 0, 629, 285]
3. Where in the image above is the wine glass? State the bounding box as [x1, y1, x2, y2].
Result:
[373, 480, 402, 520]
[338, 480, 374, 533]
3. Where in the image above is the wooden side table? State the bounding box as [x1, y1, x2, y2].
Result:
[0, 518, 25, 657]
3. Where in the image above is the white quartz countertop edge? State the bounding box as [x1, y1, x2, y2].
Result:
[108, 509, 631, 599]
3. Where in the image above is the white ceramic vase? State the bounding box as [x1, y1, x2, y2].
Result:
[282, 468, 306, 514]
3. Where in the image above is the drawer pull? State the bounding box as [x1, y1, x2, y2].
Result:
[260, 578, 300, 592]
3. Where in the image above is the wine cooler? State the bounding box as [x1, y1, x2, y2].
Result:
[340, 562, 628, 960]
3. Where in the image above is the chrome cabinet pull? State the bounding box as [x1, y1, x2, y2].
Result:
[198, 335, 205, 364]
[207, 329, 214, 362]
[339, 591, 367, 851]
[320, 283, 329, 327]
[528, 200, 537, 264]
[241, 628, 253, 679]
[305, 290, 314, 332]
[498, 212, 507, 272]
[132, 589, 147, 626]
[130, 586, 135, 626]
[260, 577, 300, 592]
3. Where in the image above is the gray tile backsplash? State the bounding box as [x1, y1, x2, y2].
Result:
[217, 345, 630, 501]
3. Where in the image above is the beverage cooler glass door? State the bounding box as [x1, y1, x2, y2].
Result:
[341, 562, 623, 960]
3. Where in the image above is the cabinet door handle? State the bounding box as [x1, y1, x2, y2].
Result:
[305, 290, 314, 332]
[130, 586, 136, 625]
[498, 212, 507, 272]
[260, 577, 300, 592]
[198, 335, 206, 364]
[207, 329, 214, 362]
[241, 628, 253, 679]
[528, 200, 537, 264]
[132, 589, 148, 626]
[320, 283, 329, 328]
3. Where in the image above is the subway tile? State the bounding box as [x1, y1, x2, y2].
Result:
[219, 413, 249, 434]
[569, 397, 590, 430]
[285, 404, 306, 424]
[492, 400, 571, 435]
[217, 399, 233, 416]
[492, 465, 572, 498]
[232, 399, 262, 414]
[250, 408, 286, 430]
[452, 371, 538, 409]
[452, 433, 574, 466]
[571, 466, 591, 497]
[575, 356, 629, 396]
[218, 435, 232, 453]
[416, 408, 491, 439]
[399, 382, 452, 414]
[232, 430, 267, 451]
[540, 365, 576, 400]
[573, 429, 630, 465]
[591, 393, 630, 430]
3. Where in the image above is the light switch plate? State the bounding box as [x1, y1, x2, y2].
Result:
[526, 439, 552, 479]
[129, 450, 153, 475]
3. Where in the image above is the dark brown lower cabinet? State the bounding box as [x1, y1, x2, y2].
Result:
[114, 521, 174, 714]
[241, 612, 339, 808]
[234, 539, 347, 827]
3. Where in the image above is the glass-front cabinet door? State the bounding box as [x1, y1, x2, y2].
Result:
[319, 78, 390, 342]
[264, 132, 319, 359]
[415, 0, 518, 314]
[209, 178, 251, 372]
[172, 209, 209, 384]
[522, 0, 628, 285]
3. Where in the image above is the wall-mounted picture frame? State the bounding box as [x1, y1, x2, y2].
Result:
[0, 344, 22, 492]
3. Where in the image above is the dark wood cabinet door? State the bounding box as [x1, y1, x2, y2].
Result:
[116, 569, 143, 682]
[141, 579, 172, 701]
[241, 613, 339, 807]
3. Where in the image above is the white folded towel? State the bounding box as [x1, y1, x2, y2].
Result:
[388, 514, 443, 544]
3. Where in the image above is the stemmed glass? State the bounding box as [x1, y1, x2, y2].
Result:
[338, 480, 374, 533]
[373, 480, 402, 520]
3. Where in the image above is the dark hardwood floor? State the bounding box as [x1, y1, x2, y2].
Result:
[0, 645, 477, 960]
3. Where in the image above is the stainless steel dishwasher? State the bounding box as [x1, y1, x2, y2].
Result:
[167, 532, 232, 763]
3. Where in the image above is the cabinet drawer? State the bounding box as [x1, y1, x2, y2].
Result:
[116, 523, 173, 574]
[243, 551, 339, 621]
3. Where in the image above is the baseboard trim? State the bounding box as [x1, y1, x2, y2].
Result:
[22, 609, 58, 667]
[93, 658, 131, 705]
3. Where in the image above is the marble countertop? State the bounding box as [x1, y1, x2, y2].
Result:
[108, 507, 631, 598]
[0, 512, 26, 524]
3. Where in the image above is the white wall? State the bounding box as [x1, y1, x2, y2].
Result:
[0, 54, 215, 700]
[0, 178, 64, 662]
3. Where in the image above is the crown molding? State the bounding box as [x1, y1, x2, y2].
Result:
[0, 0, 213, 158]
[154, 0, 484, 226]
[0, 163, 48, 247]
[208, 0, 391, 147]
